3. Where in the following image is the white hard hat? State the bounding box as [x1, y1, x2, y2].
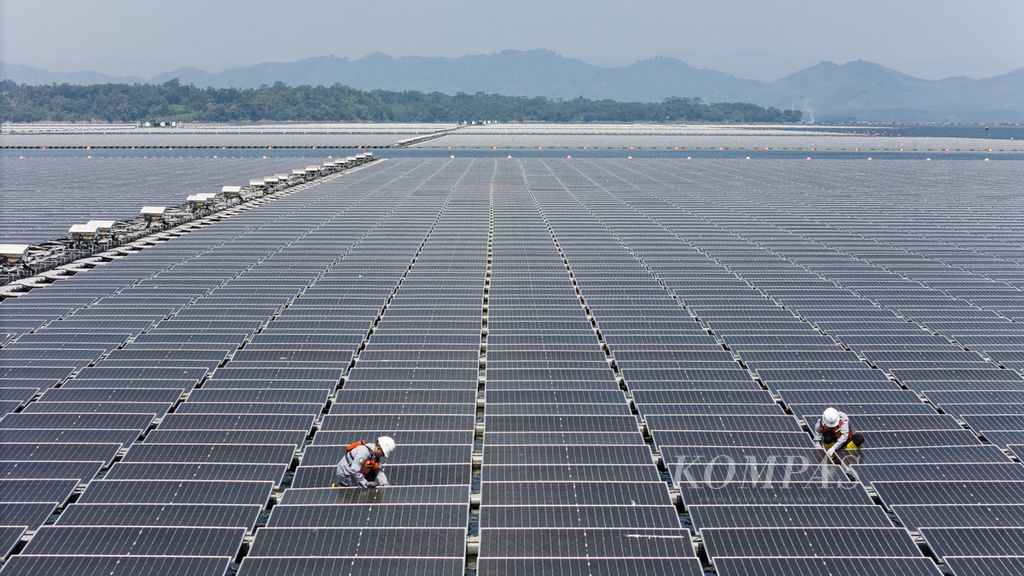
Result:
[377, 436, 396, 458]
[822, 407, 840, 428]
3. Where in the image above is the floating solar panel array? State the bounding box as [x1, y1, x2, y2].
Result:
[477, 160, 701, 576]
[415, 124, 1024, 153]
[0, 133, 421, 149]
[510, 159, 932, 575]
[0, 159, 461, 574]
[533, 158, 1021, 574]
[0, 157, 329, 244]
[4, 122, 449, 134]
[239, 158, 484, 576]
[1, 157, 1023, 575]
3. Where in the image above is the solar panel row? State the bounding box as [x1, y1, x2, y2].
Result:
[0, 159, 457, 573]
[538, 158, 1023, 570]
[2, 157, 1022, 574]
[240, 159, 484, 576]
[476, 160, 700, 575]
[0, 157, 335, 245]
[515, 159, 938, 573]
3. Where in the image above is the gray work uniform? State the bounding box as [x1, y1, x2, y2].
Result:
[814, 411, 853, 446]
[335, 442, 388, 487]
[815, 407, 864, 448]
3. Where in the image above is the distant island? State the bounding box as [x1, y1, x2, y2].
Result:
[0, 79, 801, 123]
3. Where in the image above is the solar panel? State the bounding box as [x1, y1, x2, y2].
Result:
[0, 479, 78, 504]
[652, 431, 813, 449]
[0, 556, 232, 576]
[186, 389, 329, 404]
[981, 431, 1024, 447]
[485, 402, 631, 415]
[639, 403, 783, 415]
[5, 155, 1024, 571]
[893, 504, 1024, 530]
[0, 526, 27, 559]
[679, 482, 872, 505]
[919, 527, 1024, 557]
[247, 527, 466, 557]
[689, 504, 892, 530]
[778, 389, 923, 404]
[290, 463, 471, 488]
[874, 481, 1024, 506]
[479, 505, 680, 529]
[279, 486, 470, 506]
[667, 462, 844, 486]
[853, 463, 1024, 484]
[0, 460, 104, 481]
[102, 462, 288, 483]
[237, 558, 463, 576]
[852, 430, 983, 447]
[482, 482, 671, 507]
[314, 430, 474, 446]
[303, 444, 471, 466]
[143, 430, 308, 446]
[478, 528, 694, 558]
[22, 526, 246, 556]
[0, 388, 38, 403]
[799, 413, 961, 431]
[701, 527, 920, 559]
[713, 557, 943, 576]
[76, 480, 274, 505]
[482, 445, 652, 465]
[631, 390, 773, 404]
[0, 412, 154, 430]
[0, 428, 142, 446]
[840, 445, 1010, 465]
[789, 402, 937, 415]
[55, 503, 262, 528]
[925, 391, 1024, 404]
[661, 446, 825, 462]
[485, 415, 639, 432]
[38, 388, 182, 403]
[942, 404, 1024, 416]
[0, 443, 121, 465]
[267, 503, 470, 528]
[0, 502, 58, 531]
[477, 558, 703, 576]
[944, 556, 1024, 576]
[483, 465, 660, 483]
[176, 401, 327, 415]
[321, 415, 474, 431]
[121, 443, 295, 464]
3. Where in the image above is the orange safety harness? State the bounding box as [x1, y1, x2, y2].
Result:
[345, 440, 380, 477]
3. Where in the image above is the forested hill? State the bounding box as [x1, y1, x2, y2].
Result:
[0, 79, 802, 123]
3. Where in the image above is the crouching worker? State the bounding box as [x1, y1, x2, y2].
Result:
[814, 407, 865, 458]
[333, 436, 396, 488]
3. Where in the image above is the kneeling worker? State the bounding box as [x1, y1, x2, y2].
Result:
[334, 436, 396, 488]
[814, 407, 864, 457]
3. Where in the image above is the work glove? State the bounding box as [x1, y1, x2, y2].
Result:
[358, 479, 370, 488]
[825, 446, 836, 458]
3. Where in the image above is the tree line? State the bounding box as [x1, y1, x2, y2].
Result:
[0, 79, 802, 123]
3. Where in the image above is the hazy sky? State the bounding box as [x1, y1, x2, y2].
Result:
[2, 0, 1022, 80]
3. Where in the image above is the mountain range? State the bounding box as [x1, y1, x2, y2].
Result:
[3, 50, 1022, 122]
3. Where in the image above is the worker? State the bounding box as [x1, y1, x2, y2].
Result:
[813, 407, 864, 457]
[333, 436, 395, 488]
